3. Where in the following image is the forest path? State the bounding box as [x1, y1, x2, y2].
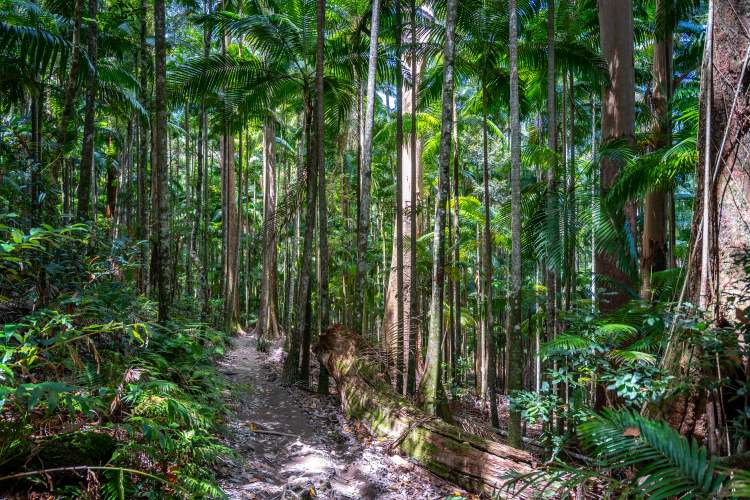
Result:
[216, 333, 464, 499]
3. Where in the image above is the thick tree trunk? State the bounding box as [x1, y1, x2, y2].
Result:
[597, 0, 636, 311]
[153, 0, 172, 322]
[76, 0, 98, 222]
[419, 0, 457, 415]
[317, 326, 536, 496]
[664, 0, 750, 454]
[641, 1, 672, 299]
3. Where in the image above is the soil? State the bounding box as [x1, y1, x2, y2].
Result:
[217, 334, 469, 499]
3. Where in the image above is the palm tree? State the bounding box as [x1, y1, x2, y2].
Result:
[507, 0, 523, 448]
[315, 0, 330, 394]
[76, 0, 98, 221]
[354, 0, 381, 335]
[420, 0, 458, 416]
[153, 0, 171, 322]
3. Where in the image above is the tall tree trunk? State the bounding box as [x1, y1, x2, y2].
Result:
[545, 0, 558, 348]
[451, 93, 461, 374]
[220, 29, 240, 332]
[200, 4, 211, 318]
[419, 0, 457, 416]
[661, 1, 750, 454]
[315, 0, 330, 394]
[393, 0, 405, 395]
[57, 0, 84, 215]
[354, 0, 381, 334]
[283, 99, 316, 385]
[76, 0, 98, 222]
[137, 0, 150, 294]
[640, 0, 672, 299]
[597, 0, 636, 311]
[482, 84, 499, 428]
[185, 102, 194, 297]
[407, 0, 419, 396]
[507, 0, 523, 448]
[154, 0, 172, 321]
[383, 0, 406, 393]
[565, 70, 576, 310]
[258, 115, 280, 340]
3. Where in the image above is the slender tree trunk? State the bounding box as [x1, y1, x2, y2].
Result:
[507, 0, 523, 448]
[76, 0, 98, 222]
[283, 99, 316, 385]
[258, 116, 280, 340]
[419, 0, 457, 416]
[407, 0, 419, 395]
[451, 93, 461, 372]
[565, 70, 576, 310]
[354, 0, 381, 334]
[200, 6, 211, 318]
[482, 85, 499, 427]
[315, 0, 330, 394]
[545, 0, 558, 349]
[597, 0, 636, 312]
[220, 29, 240, 332]
[57, 0, 84, 215]
[153, 0, 172, 322]
[137, 0, 150, 294]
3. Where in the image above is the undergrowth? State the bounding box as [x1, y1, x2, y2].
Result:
[0, 218, 230, 498]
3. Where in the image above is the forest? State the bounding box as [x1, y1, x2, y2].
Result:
[1, 0, 750, 497]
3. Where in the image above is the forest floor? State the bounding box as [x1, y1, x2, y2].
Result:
[216, 333, 468, 499]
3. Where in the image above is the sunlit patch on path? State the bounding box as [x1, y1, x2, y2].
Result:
[216, 334, 464, 499]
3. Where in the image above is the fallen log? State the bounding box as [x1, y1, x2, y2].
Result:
[316, 325, 539, 496]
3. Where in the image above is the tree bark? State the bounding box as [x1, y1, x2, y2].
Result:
[641, 0, 672, 299]
[283, 99, 316, 385]
[137, 0, 150, 294]
[597, 0, 636, 312]
[482, 84, 498, 428]
[153, 0, 172, 322]
[545, 0, 558, 348]
[507, 0, 523, 448]
[317, 326, 536, 496]
[56, 0, 84, 215]
[315, 0, 330, 394]
[419, 0, 457, 416]
[76, 0, 98, 222]
[354, 0, 381, 334]
[258, 116, 280, 340]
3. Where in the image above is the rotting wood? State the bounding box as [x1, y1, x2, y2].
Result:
[316, 325, 540, 497]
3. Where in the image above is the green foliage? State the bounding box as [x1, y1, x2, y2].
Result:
[502, 409, 738, 499]
[0, 224, 229, 498]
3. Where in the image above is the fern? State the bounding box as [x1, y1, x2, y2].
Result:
[579, 409, 726, 498]
[502, 410, 730, 498]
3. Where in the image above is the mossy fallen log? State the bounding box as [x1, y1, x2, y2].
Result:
[316, 325, 538, 496]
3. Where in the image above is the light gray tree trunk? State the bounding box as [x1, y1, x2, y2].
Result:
[354, 0, 381, 334]
[419, 0, 457, 416]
